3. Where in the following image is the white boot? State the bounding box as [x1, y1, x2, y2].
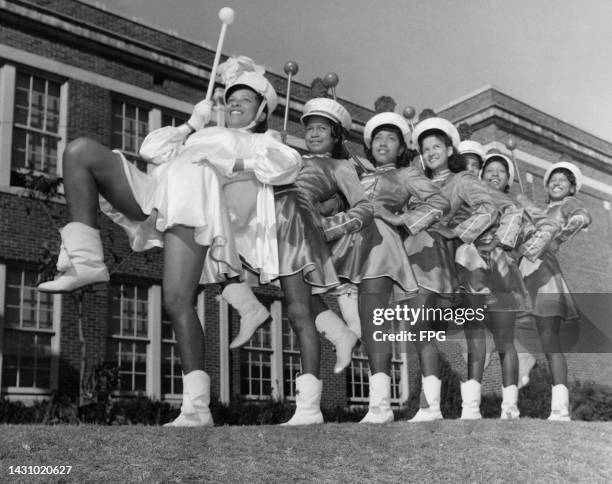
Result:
[164, 370, 214, 427]
[222, 283, 270, 349]
[337, 292, 361, 338]
[517, 352, 536, 389]
[548, 384, 571, 421]
[409, 375, 443, 422]
[281, 374, 324, 426]
[315, 310, 358, 373]
[500, 384, 520, 420]
[360, 373, 394, 424]
[460, 379, 482, 420]
[37, 222, 109, 293]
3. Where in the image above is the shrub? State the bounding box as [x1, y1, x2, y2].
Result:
[1, 365, 611, 424]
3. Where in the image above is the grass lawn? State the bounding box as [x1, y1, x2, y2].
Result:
[1, 419, 611, 483]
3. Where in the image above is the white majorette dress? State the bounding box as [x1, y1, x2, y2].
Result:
[100, 125, 302, 284]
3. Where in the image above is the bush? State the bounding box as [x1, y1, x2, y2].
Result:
[1, 366, 611, 424]
[571, 380, 612, 421]
[397, 359, 612, 421]
[515, 363, 553, 419]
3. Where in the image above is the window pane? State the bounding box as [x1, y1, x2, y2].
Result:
[14, 88, 30, 126]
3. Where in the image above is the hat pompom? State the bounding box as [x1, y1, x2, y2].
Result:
[217, 56, 265, 86]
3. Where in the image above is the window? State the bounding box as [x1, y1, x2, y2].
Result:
[107, 283, 150, 393]
[240, 319, 273, 399]
[111, 100, 149, 172]
[1, 267, 58, 394]
[347, 345, 370, 404]
[161, 310, 182, 396]
[161, 111, 188, 128]
[282, 315, 301, 400]
[0, 65, 67, 188]
[11, 72, 61, 176]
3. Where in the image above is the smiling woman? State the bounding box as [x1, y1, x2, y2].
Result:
[37, 55, 303, 427]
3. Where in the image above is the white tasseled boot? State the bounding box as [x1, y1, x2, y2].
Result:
[337, 292, 362, 338]
[500, 384, 520, 420]
[37, 222, 109, 293]
[281, 374, 324, 426]
[164, 370, 214, 427]
[460, 379, 483, 420]
[222, 283, 270, 349]
[360, 373, 394, 424]
[409, 375, 443, 422]
[315, 310, 358, 374]
[548, 384, 571, 421]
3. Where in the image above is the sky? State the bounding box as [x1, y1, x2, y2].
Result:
[83, 0, 612, 141]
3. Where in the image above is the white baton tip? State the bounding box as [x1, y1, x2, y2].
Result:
[218, 7, 235, 24]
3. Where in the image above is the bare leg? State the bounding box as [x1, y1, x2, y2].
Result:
[63, 137, 147, 226]
[359, 277, 393, 375]
[411, 293, 439, 377]
[536, 316, 567, 386]
[464, 294, 486, 382]
[281, 273, 320, 377]
[486, 312, 518, 387]
[162, 225, 208, 373]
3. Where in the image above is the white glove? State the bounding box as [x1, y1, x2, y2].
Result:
[187, 99, 213, 131]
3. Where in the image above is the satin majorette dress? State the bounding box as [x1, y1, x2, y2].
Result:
[331, 165, 448, 294]
[520, 196, 591, 320]
[454, 186, 559, 312]
[403, 170, 497, 305]
[274, 154, 373, 293]
[100, 126, 302, 284]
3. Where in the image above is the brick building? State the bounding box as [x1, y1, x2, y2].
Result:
[1, 0, 611, 410]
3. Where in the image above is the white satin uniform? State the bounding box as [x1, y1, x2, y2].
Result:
[100, 126, 302, 284]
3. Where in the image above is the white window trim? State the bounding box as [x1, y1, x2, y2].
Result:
[147, 285, 162, 398]
[217, 294, 230, 404]
[0, 64, 16, 185]
[269, 300, 283, 401]
[0, 264, 62, 401]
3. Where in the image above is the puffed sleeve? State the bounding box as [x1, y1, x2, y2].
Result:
[489, 190, 524, 249]
[320, 161, 374, 241]
[397, 168, 448, 234]
[139, 125, 191, 165]
[241, 130, 302, 185]
[515, 193, 560, 261]
[452, 172, 498, 243]
[557, 196, 592, 243]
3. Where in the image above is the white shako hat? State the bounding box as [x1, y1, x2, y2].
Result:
[219, 56, 278, 117]
[411, 117, 461, 151]
[458, 140, 486, 162]
[484, 151, 515, 187]
[301, 98, 352, 131]
[543, 161, 584, 192]
[363, 112, 411, 148]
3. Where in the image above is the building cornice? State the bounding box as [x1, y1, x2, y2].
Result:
[438, 87, 612, 174]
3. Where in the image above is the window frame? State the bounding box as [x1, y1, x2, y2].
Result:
[0, 63, 68, 188]
[0, 264, 61, 402]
